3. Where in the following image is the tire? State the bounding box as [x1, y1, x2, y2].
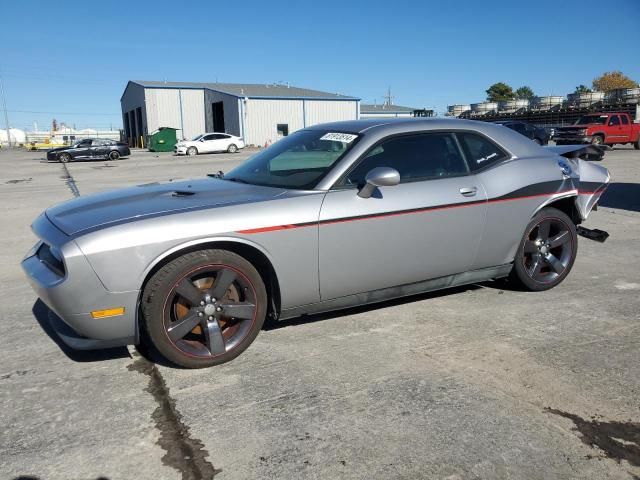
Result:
[634, 139, 639, 150]
[108, 150, 120, 160]
[58, 152, 71, 163]
[227, 143, 238, 153]
[187, 146, 198, 156]
[509, 207, 578, 292]
[142, 249, 267, 368]
[591, 135, 604, 146]
[533, 138, 542, 145]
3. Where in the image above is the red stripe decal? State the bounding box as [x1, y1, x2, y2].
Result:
[236, 189, 582, 234]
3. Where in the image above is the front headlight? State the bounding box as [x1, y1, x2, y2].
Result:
[577, 129, 588, 136]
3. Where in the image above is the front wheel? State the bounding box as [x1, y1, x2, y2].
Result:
[509, 207, 577, 291]
[591, 135, 604, 146]
[108, 150, 120, 160]
[58, 152, 71, 163]
[634, 139, 639, 150]
[142, 249, 267, 368]
[187, 146, 198, 156]
[533, 138, 542, 145]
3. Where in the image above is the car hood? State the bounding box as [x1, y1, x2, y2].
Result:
[557, 125, 593, 130]
[47, 146, 69, 153]
[46, 178, 286, 235]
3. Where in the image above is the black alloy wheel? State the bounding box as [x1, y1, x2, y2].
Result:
[510, 207, 577, 291]
[142, 249, 267, 368]
[109, 150, 120, 160]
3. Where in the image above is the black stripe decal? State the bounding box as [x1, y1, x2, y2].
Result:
[238, 180, 578, 234]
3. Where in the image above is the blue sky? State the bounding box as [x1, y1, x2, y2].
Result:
[1, 0, 639, 131]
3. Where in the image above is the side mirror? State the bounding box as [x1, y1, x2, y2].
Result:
[199, 138, 205, 142]
[358, 167, 400, 198]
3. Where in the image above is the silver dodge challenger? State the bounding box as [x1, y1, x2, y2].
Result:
[22, 119, 610, 368]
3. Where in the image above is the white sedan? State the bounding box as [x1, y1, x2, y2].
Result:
[175, 133, 245, 156]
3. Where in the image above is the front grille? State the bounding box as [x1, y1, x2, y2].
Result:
[37, 243, 65, 277]
[556, 129, 582, 137]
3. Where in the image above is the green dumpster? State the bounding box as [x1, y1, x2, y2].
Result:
[148, 127, 178, 152]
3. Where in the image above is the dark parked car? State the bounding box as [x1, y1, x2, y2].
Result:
[494, 121, 550, 145]
[47, 138, 131, 163]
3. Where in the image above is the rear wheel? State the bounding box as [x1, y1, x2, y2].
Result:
[509, 207, 577, 291]
[227, 143, 238, 153]
[187, 146, 198, 156]
[142, 249, 267, 368]
[58, 152, 71, 163]
[108, 150, 120, 160]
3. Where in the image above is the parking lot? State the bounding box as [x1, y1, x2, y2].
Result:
[1, 145, 639, 479]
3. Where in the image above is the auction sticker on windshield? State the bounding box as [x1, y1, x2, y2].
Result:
[320, 132, 358, 143]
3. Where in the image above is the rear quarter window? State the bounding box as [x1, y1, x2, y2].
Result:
[456, 132, 509, 171]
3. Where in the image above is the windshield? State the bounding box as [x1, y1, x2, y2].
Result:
[575, 115, 608, 125]
[224, 130, 359, 190]
[191, 134, 203, 141]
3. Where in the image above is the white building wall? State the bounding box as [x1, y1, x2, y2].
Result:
[304, 100, 358, 127]
[144, 88, 205, 140]
[179, 89, 206, 140]
[244, 99, 304, 146]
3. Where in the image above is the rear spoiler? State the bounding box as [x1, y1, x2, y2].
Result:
[544, 144, 609, 161]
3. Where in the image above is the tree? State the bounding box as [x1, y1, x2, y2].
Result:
[592, 71, 638, 92]
[486, 82, 515, 102]
[515, 86, 535, 99]
[574, 84, 592, 94]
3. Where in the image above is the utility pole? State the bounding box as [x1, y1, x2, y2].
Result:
[0, 75, 11, 147]
[383, 86, 394, 107]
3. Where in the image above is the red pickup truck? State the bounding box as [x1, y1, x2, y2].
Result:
[555, 113, 640, 149]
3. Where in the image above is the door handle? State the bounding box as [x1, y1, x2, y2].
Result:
[459, 187, 477, 197]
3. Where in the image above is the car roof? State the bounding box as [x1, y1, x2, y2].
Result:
[307, 117, 550, 159]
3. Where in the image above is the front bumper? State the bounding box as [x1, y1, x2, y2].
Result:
[21, 215, 139, 349]
[174, 146, 188, 155]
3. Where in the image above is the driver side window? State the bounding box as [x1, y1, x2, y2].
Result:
[343, 132, 468, 186]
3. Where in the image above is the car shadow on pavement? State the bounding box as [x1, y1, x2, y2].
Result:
[598, 182, 640, 212]
[31, 299, 131, 363]
[264, 284, 481, 331]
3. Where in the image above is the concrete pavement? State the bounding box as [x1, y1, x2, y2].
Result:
[1, 146, 638, 480]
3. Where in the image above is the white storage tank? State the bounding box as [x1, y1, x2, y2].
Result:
[0, 128, 27, 146]
[447, 104, 471, 116]
[470, 102, 498, 114]
[567, 91, 605, 107]
[606, 88, 640, 104]
[531, 96, 564, 110]
[498, 99, 529, 111]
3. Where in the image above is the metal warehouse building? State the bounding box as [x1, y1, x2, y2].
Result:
[121, 80, 360, 148]
[360, 103, 417, 118]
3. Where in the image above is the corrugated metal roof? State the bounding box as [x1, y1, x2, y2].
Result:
[360, 103, 416, 113]
[130, 80, 358, 100]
